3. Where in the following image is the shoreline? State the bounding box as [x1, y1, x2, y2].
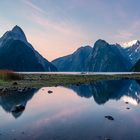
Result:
[0, 73, 140, 96]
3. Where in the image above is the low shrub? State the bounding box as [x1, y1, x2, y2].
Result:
[0, 70, 23, 80]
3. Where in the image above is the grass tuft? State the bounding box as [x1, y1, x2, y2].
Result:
[0, 70, 23, 80]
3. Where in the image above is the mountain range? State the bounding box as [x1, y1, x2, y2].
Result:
[53, 39, 140, 72]
[0, 25, 140, 72]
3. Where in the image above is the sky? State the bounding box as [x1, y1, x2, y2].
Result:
[0, 0, 140, 61]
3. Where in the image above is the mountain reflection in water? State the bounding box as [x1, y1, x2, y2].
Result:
[0, 80, 140, 118]
[0, 88, 38, 118]
[67, 80, 140, 105]
[0, 80, 140, 140]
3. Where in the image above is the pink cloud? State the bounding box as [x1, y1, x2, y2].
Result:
[115, 30, 133, 40]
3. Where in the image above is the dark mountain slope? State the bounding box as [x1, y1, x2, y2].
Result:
[0, 25, 57, 72]
[52, 46, 92, 71]
[86, 39, 131, 72]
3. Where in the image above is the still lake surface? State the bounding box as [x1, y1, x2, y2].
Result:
[17, 72, 138, 75]
[1, 79, 140, 140]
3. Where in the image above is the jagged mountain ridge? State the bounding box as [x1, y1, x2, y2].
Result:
[0, 25, 57, 72]
[124, 40, 140, 64]
[1, 25, 140, 72]
[86, 39, 132, 72]
[121, 40, 140, 72]
[52, 39, 132, 72]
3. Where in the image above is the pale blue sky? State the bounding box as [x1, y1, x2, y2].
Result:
[0, 0, 140, 60]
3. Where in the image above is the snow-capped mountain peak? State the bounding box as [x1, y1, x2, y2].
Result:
[124, 40, 140, 64]
[122, 40, 140, 48]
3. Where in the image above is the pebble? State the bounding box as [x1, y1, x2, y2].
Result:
[12, 82, 18, 85]
[105, 138, 111, 140]
[125, 102, 129, 104]
[48, 90, 53, 94]
[105, 116, 114, 121]
[126, 107, 130, 110]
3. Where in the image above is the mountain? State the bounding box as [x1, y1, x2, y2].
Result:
[123, 40, 140, 64]
[0, 25, 27, 46]
[67, 80, 140, 105]
[0, 25, 57, 72]
[52, 46, 92, 71]
[122, 40, 139, 48]
[86, 39, 131, 72]
[52, 39, 131, 72]
[132, 59, 140, 71]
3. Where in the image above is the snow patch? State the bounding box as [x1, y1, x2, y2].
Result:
[121, 40, 139, 48]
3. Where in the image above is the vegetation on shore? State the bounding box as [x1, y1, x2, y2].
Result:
[0, 71, 140, 88]
[0, 70, 23, 80]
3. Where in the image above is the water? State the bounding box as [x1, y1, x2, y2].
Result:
[16, 72, 139, 75]
[0, 80, 140, 140]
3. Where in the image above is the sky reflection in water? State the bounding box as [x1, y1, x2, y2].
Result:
[0, 80, 140, 140]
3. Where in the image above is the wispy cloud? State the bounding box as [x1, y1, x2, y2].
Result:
[21, 0, 47, 16]
[31, 14, 84, 38]
[21, 0, 84, 37]
[115, 30, 133, 40]
[20, 0, 88, 61]
[114, 20, 140, 42]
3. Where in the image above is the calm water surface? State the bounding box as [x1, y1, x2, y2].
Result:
[1, 80, 140, 140]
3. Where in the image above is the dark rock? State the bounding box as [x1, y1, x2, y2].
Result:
[12, 82, 18, 85]
[105, 138, 111, 140]
[23, 87, 30, 92]
[1, 88, 8, 93]
[18, 88, 23, 93]
[48, 90, 53, 94]
[11, 104, 25, 113]
[125, 102, 129, 104]
[12, 87, 18, 91]
[76, 83, 80, 86]
[105, 116, 114, 121]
